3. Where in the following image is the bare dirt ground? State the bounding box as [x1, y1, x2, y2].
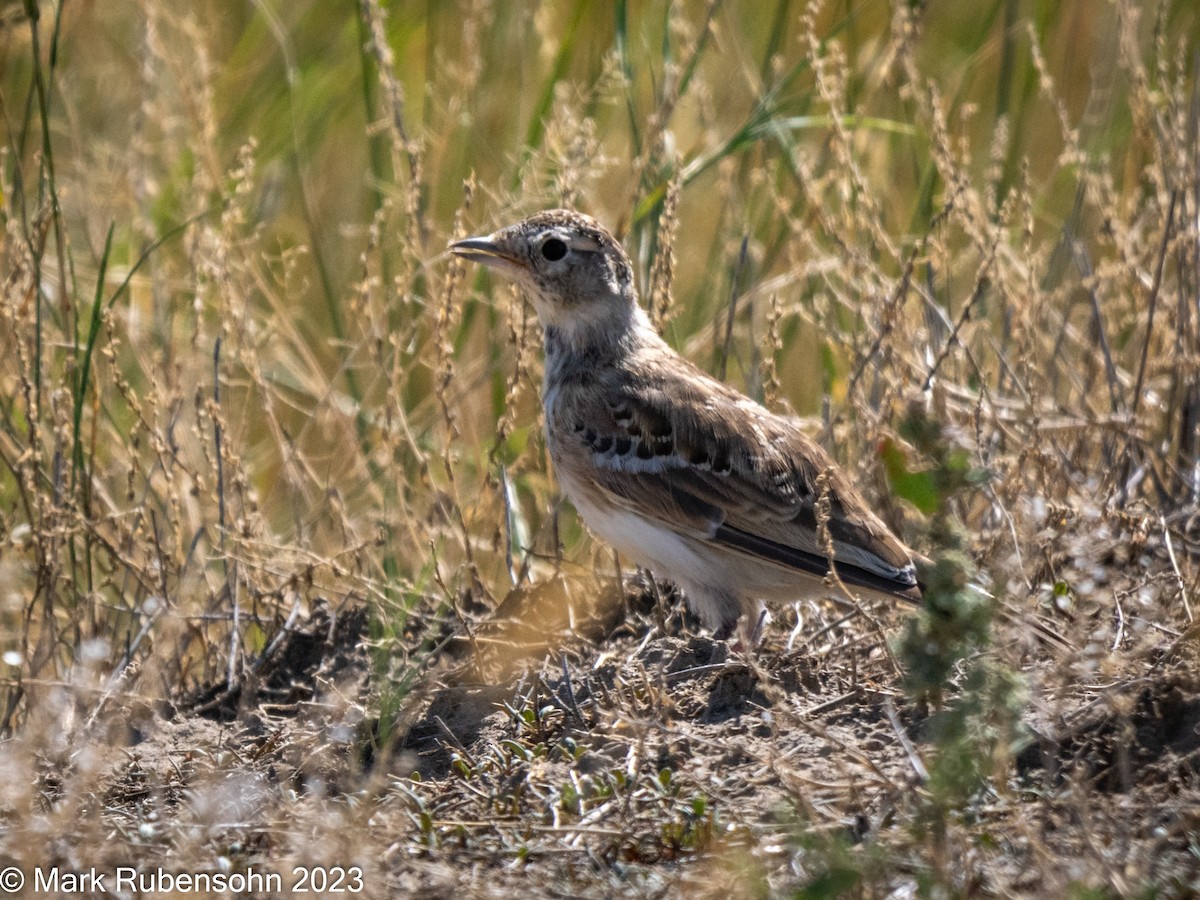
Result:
[13, 544, 1200, 899]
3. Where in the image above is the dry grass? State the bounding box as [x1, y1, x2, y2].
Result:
[2, 0, 1200, 896]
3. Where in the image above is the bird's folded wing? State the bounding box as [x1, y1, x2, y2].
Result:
[558, 367, 920, 599]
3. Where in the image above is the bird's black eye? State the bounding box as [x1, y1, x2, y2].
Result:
[540, 238, 568, 261]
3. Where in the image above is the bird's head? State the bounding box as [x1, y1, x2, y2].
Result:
[451, 209, 643, 351]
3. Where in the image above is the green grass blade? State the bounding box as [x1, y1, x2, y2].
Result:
[511, 0, 589, 191]
[71, 223, 113, 495]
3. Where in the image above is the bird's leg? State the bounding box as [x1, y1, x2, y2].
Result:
[747, 603, 770, 647]
[717, 603, 770, 654]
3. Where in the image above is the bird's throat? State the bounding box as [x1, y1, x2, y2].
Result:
[541, 301, 653, 368]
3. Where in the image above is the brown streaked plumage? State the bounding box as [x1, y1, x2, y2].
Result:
[451, 209, 920, 639]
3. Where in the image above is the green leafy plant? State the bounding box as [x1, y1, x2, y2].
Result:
[887, 405, 1029, 878]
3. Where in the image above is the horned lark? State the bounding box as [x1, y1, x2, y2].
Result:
[451, 209, 920, 639]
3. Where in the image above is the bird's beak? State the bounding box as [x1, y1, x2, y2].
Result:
[450, 234, 526, 277]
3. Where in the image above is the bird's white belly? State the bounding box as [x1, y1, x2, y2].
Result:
[553, 464, 710, 577]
